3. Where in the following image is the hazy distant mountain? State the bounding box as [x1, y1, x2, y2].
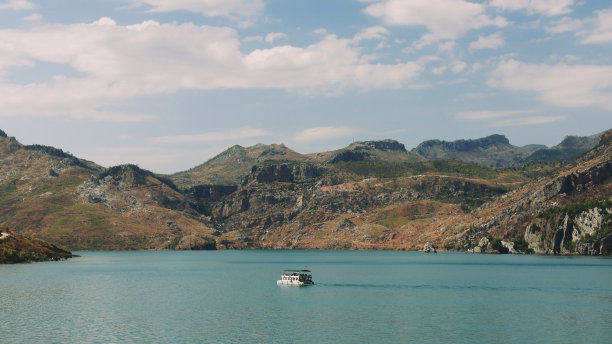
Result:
[521, 133, 602, 165]
[412, 134, 531, 167]
[522, 144, 547, 153]
[306, 139, 424, 164]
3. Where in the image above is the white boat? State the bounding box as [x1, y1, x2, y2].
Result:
[277, 269, 314, 286]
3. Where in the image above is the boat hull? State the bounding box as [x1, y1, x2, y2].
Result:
[276, 280, 313, 286]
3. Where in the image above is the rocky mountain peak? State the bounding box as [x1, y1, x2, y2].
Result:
[243, 162, 324, 185]
[415, 134, 511, 153]
[91, 164, 170, 189]
[0, 129, 7, 138]
[256, 143, 294, 159]
[325, 139, 412, 164]
[412, 134, 526, 167]
[555, 133, 602, 150]
[349, 139, 407, 152]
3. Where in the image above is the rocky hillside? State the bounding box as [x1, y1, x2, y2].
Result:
[413, 134, 531, 167]
[171, 143, 307, 187]
[443, 130, 612, 255]
[1, 128, 609, 254]
[1, 230, 73, 263]
[207, 160, 510, 249]
[521, 132, 602, 165]
[413, 133, 601, 168]
[308, 139, 424, 164]
[0, 133, 216, 250]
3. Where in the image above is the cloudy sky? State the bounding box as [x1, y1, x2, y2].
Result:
[1, 0, 611, 173]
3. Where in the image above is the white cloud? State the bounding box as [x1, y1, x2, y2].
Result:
[314, 28, 327, 36]
[450, 60, 467, 74]
[431, 66, 447, 75]
[545, 16, 583, 34]
[0, 0, 35, 10]
[117, 0, 264, 23]
[457, 109, 536, 120]
[363, 0, 508, 48]
[488, 59, 612, 110]
[241, 35, 427, 92]
[0, 19, 429, 121]
[353, 26, 389, 42]
[469, 32, 504, 50]
[578, 8, 612, 44]
[243, 35, 264, 43]
[491, 116, 566, 127]
[265, 32, 288, 44]
[295, 126, 358, 142]
[457, 109, 565, 127]
[21, 12, 41, 22]
[543, 8, 612, 44]
[152, 126, 271, 144]
[489, 0, 575, 16]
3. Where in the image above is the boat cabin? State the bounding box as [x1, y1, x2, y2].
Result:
[277, 269, 314, 286]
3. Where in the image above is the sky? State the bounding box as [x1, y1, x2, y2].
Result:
[1, 0, 611, 174]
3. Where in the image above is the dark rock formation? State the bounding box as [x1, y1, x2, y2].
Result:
[244, 163, 323, 185]
[416, 134, 510, 153]
[413, 134, 530, 167]
[353, 140, 407, 152]
[328, 150, 370, 163]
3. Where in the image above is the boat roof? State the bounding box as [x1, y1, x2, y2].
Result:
[282, 269, 311, 273]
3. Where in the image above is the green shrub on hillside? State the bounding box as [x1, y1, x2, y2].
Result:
[24, 144, 91, 169]
[490, 238, 509, 254]
[513, 235, 533, 254]
[540, 200, 612, 220]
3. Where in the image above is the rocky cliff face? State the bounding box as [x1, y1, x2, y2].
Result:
[80, 164, 192, 213]
[208, 160, 508, 248]
[413, 134, 531, 167]
[449, 130, 612, 255]
[525, 206, 611, 255]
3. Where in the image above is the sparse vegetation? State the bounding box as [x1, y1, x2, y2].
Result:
[1, 230, 73, 263]
[490, 238, 509, 254]
[512, 235, 533, 254]
[1, 128, 611, 253]
[24, 144, 91, 169]
[540, 200, 612, 220]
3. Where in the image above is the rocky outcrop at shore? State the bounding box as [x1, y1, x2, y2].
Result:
[1, 230, 74, 263]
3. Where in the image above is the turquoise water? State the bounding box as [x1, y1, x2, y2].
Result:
[1, 251, 611, 343]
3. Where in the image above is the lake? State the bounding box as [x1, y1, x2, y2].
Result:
[1, 251, 611, 343]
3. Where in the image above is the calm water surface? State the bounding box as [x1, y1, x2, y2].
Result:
[1, 251, 611, 343]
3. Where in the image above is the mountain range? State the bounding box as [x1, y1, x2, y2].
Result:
[1, 128, 610, 255]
